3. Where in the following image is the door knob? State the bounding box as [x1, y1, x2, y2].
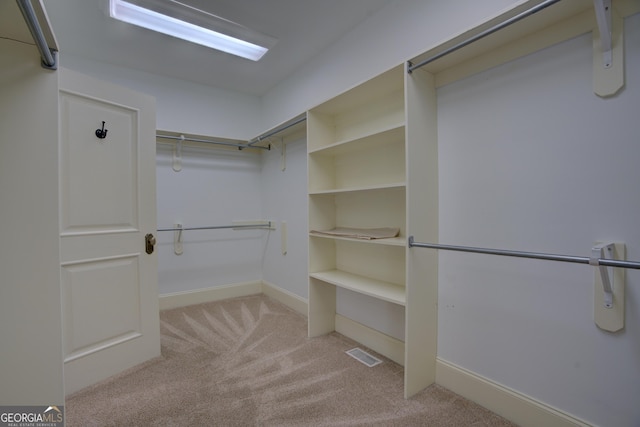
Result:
[145, 233, 156, 254]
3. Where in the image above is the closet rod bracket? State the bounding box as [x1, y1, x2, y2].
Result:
[592, 0, 623, 97]
[406, 61, 414, 75]
[592, 242, 625, 333]
[172, 135, 183, 172]
[590, 243, 614, 308]
[174, 222, 183, 255]
[593, 0, 612, 69]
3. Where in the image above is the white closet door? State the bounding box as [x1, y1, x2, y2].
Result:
[59, 69, 159, 395]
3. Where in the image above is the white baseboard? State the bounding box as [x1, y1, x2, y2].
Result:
[435, 358, 590, 427]
[159, 281, 262, 310]
[335, 314, 405, 366]
[258, 286, 406, 366]
[261, 281, 308, 316]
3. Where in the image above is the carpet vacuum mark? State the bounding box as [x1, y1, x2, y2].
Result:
[66, 294, 516, 426]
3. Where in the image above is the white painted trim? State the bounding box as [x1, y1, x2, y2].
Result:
[261, 281, 308, 316]
[335, 314, 405, 366]
[435, 358, 591, 427]
[159, 281, 262, 310]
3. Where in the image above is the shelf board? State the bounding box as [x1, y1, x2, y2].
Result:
[309, 182, 406, 195]
[310, 270, 406, 306]
[308, 123, 405, 155]
[309, 233, 406, 247]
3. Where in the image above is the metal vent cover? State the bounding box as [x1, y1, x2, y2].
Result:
[346, 348, 382, 367]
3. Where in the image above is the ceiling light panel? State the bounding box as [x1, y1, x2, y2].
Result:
[109, 0, 277, 61]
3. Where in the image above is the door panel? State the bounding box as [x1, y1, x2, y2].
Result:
[62, 255, 141, 361]
[59, 92, 138, 233]
[59, 69, 159, 395]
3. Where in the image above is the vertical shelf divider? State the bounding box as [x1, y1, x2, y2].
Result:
[404, 66, 439, 398]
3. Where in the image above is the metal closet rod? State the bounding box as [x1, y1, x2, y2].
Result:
[407, 0, 562, 73]
[158, 222, 272, 232]
[156, 134, 270, 151]
[157, 115, 307, 151]
[247, 115, 307, 147]
[408, 237, 640, 270]
[16, 0, 57, 70]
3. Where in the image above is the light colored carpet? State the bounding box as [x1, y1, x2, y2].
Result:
[66, 294, 517, 426]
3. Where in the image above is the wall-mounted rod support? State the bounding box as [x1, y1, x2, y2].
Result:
[590, 243, 614, 308]
[407, 0, 562, 73]
[407, 237, 640, 270]
[16, 0, 57, 70]
[158, 222, 272, 232]
[157, 134, 270, 151]
[172, 135, 183, 172]
[173, 222, 183, 255]
[593, 0, 612, 68]
[248, 115, 307, 147]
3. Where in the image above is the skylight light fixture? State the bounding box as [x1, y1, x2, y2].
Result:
[109, 0, 276, 61]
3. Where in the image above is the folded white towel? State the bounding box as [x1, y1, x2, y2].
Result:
[310, 227, 400, 240]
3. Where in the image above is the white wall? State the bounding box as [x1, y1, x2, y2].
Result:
[60, 54, 262, 140]
[59, 55, 268, 296]
[261, 0, 523, 129]
[436, 15, 640, 426]
[156, 144, 264, 294]
[0, 39, 64, 405]
[259, 133, 309, 297]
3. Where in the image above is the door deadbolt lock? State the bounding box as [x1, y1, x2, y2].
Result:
[145, 233, 156, 254]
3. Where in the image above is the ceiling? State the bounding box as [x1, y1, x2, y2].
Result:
[44, 0, 395, 96]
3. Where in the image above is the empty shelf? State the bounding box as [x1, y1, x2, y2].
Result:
[310, 270, 406, 306]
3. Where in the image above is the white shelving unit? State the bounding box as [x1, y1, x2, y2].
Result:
[307, 64, 438, 397]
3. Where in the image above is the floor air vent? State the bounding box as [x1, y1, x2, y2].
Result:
[346, 348, 382, 367]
